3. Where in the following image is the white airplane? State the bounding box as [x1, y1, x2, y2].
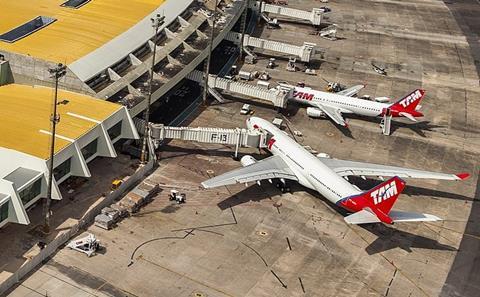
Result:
[289, 86, 425, 128]
[202, 117, 470, 225]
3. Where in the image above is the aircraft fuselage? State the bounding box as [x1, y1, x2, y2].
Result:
[248, 117, 361, 204]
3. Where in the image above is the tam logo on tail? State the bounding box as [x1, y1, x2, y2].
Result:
[370, 180, 398, 205]
[390, 89, 425, 115]
[398, 89, 423, 108]
[338, 176, 406, 224]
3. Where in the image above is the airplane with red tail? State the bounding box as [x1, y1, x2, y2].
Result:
[289, 86, 426, 128]
[202, 117, 470, 224]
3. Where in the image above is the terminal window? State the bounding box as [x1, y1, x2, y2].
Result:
[54, 158, 72, 181]
[19, 179, 42, 205]
[0, 203, 8, 222]
[0, 16, 57, 43]
[81, 139, 98, 161]
[108, 121, 122, 141]
[61, 0, 91, 9]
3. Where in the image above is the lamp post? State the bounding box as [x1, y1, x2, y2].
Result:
[202, 0, 219, 106]
[140, 13, 165, 164]
[239, 0, 250, 61]
[43, 63, 68, 234]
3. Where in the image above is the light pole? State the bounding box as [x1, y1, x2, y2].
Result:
[239, 0, 250, 61]
[202, 0, 219, 106]
[43, 63, 68, 234]
[140, 13, 165, 164]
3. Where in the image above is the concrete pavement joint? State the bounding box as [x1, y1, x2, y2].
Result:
[140, 256, 236, 297]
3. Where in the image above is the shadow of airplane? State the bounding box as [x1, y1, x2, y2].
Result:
[390, 120, 446, 137]
[217, 183, 278, 210]
[345, 113, 445, 137]
[360, 224, 457, 255]
[338, 124, 355, 139]
[216, 180, 313, 211]
[215, 179, 458, 255]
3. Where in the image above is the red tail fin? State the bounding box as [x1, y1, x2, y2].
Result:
[339, 177, 406, 224]
[390, 89, 425, 112]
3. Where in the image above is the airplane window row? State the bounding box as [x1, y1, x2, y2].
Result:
[286, 154, 304, 170]
[310, 174, 341, 198]
[330, 100, 380, 112]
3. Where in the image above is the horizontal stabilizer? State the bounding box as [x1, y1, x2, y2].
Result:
[344, 209, 379, 224]
[344, 209, 442, 224]
[399, 112, 418, 122]
[388, 210, 442, 222]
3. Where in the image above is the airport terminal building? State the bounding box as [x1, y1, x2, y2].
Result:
[0, 84, 138, 228]
[0, 0, 325, 228]
[0, 0, 252, 228]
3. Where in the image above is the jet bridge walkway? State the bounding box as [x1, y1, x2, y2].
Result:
[187, 70, 291, 108]
[134, 118, 270, 157]
[250, 1, 325, 26]
[225, 31, 317, 63]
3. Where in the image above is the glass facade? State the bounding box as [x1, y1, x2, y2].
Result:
[0, 202, 8, 223]
[54, 158, 71, 181]
[81, 139, 98, 160]
[108, 121, 122, 141]
[19, 178, 42, 205]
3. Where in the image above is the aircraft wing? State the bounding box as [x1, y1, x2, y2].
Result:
[337, 84, 365, 97]
[202, 155, 298, 188]
[318, 157, 469, 181]
[313, 103, 348, 127]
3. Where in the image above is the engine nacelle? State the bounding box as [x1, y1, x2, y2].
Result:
[316, 153, 331, 159]
[374, 96, 391, 103]
[306, 107, 326, 118]
[240, 155, 257, 167]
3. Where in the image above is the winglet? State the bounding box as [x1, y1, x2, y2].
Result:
[455, 173, 470, 180]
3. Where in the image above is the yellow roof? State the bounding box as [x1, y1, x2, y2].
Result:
[0, 84, 122, 159]
[0, 0, 164, 64]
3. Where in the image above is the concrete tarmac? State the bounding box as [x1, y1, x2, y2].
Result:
[4, 0, 480, 296]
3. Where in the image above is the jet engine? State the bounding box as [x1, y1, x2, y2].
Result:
[240, 155, 257, 167]
[306, 107, 326, 118]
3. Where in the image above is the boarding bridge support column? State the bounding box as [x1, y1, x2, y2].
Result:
[225, 32, 317, 63]
[251, 2, 324, 26]
[380, 111, 392, 136]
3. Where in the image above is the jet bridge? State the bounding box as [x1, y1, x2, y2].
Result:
[251, 1, 325, 26]
[225, 31, 317, 63]
[134, 118, 270, 157]
[187, 70, 290, 108]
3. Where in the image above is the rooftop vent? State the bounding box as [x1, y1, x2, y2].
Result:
[61, 0, 91, 9]
[0, 16, 57, 43]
